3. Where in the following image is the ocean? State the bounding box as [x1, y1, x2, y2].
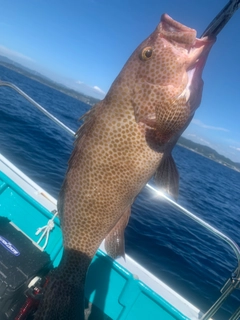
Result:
[0, 65, 240, 319]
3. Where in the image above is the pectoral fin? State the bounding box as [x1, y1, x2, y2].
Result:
[105, 207, 131, 259]
[154, 153, 179, 200]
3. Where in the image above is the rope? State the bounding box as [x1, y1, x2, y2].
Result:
[35, 210, 58, 250]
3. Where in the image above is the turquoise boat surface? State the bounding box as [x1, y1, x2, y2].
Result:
[0, 162, 193, 319]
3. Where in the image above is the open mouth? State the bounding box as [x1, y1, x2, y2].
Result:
[187, 36, 215, 83]
[160, 14, 197, 46]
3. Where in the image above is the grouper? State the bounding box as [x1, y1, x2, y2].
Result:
[34, 14, 215, 319]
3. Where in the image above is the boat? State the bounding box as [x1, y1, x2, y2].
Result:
[0, 81, 240, 320]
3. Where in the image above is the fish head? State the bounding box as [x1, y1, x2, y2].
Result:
[119, 14, 216, 151]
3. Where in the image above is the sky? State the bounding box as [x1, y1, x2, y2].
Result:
[0, 0, 240, 163]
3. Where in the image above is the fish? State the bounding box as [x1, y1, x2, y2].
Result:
[34, 14, 215, 320]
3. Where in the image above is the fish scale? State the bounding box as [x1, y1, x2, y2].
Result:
[34, 14, 215, 319]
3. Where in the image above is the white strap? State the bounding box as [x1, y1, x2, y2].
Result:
[35, 211, 58, 250]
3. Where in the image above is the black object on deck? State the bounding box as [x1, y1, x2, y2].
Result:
[0, 217, 52, 320]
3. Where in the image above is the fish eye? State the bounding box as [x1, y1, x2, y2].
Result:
[140, 47, 153, 61]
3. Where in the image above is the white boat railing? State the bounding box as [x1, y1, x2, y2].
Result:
[1, 80, 240, 319]
[0, 81, 75, 136]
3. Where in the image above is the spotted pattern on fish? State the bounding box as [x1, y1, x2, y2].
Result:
[34, 14, 215, 319]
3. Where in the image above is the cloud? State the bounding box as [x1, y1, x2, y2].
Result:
[93, 86, 105, 95]
[70, 80, 105, 99]
[192, 119, 229, 132]
[230, 146, 240, 152]
[185, 134, 211, 145]
[75, 81, 105, 94]
[198, 138, 211, 146]
[0, 45, 34, 62]
[185, 133, 196, 138]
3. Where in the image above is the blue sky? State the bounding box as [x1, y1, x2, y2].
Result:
[0, 0, 240, 162]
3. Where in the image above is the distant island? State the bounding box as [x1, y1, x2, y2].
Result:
[0, 55, 239, 173]
[0, 55, 99, 106]
[178, 136, 240, 172]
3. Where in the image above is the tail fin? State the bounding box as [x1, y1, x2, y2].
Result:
[34, 249, 91, 320]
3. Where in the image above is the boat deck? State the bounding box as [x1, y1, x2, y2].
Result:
[0, 153, 202, 319]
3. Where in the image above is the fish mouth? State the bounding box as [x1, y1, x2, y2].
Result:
[160, 13, 216, 53]
[156, 15, 216, 128]
[158, 14, 216, 91]
[185, 36, 215, 112]
[160, 14, 197, 46]
[187, 36, 215, 79]
[189, 36, 215, 65]
[160, 15, 216, 113]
